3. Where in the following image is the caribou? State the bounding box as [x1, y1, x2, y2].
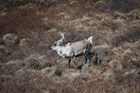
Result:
[49, 32, 94, 67]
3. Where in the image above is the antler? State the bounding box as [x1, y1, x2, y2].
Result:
[55, 31, 65, 45]
[59, 31, 65, 39]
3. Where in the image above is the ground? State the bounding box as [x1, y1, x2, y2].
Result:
[0, 0, 140, 93]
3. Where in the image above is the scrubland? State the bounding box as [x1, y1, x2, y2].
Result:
[0, 0, 140, 93]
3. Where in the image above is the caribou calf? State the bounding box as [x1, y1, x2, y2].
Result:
[50, 32, 93, 67]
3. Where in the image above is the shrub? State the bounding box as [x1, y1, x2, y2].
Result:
[110, 26, 140, 46]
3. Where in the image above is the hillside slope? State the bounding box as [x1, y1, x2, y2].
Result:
[0, 0, 140, 93]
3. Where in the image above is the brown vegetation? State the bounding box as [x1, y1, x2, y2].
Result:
[0, 0, 140, 93]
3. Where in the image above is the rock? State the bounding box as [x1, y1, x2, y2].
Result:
[2, 33, 19, 46]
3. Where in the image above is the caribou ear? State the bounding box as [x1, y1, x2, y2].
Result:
[88, 36, 94, 44]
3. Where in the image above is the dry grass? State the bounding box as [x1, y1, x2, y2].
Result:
[0, 72, 140, 93]
[0, 0, 140, 93]
[0, 5, 48, 37]
[97, 0, 140, 12]
[110, 25, 140, 46]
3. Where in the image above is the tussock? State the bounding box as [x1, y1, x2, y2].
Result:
[0, 0, 140, 93]
[110, 26, 140, 46]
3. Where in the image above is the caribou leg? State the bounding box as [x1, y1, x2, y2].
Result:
[84, 51, 91, 65]
[68, 58, 71, 68]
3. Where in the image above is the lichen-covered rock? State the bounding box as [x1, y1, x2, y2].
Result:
[2, 33, 19, 46]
